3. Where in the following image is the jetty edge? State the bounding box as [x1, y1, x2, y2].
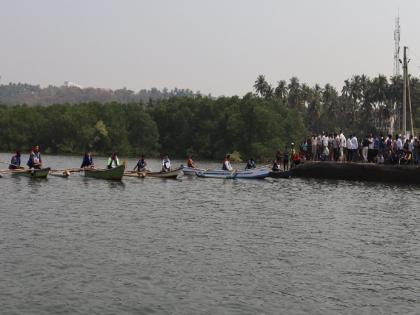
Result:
[290, 161, 420, 184]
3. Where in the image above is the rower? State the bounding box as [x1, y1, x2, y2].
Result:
[9, 150, 21, 169]
[27, 146, 42, 169]
[161, 154, 171, 172]
[187, 155, 195, 168]
[107, 152, 120, 169]
[81, 152, 94, 168]
[245, 158, 256, 170]
[222, 154, 233, 171]
[134, 155, 147, 172]
[272, 159, 281, 171]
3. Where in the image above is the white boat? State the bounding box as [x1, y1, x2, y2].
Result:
[196, 168, 270, 179]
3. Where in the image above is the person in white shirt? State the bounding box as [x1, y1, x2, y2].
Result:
[351, 134, 358, 162]
[367, 134, 374, 162]
[396, 135, 403, 152]
[222, 154, 233, 171]
[333, 133, 340, 161]
[322, 133, 329, 148]
[161, 154, 171, 172]
[339, 131, 347, 161]
[346, 135, 352, 161]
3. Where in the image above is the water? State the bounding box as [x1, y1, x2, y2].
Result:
[1, 153, 420, 314]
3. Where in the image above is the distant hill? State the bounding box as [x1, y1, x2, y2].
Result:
[0, 83, 202, 105]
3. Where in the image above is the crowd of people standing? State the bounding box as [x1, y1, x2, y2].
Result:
[299, 131, 420, 165]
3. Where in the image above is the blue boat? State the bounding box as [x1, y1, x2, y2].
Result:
[196, 168, 270, 179]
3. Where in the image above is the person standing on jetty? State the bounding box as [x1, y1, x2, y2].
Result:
[339, 130, 346, 162]
[367, 134, 374, 162]
[396, 135, 403, 159]
[350, 135, 358, 162]
[311, 135, 317, 161]
[283, 146, 290, 171]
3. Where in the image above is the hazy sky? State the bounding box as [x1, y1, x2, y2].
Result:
[1, 0, 420, 96]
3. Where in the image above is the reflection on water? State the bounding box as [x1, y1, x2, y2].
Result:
[0, 153, 419, 314]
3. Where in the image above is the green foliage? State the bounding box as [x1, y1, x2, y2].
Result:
[3, 73, 417, 161]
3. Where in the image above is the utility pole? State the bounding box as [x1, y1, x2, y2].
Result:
[402, 46, 407, 136]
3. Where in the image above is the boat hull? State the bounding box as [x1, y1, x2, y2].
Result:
[84, 164, 125, 180]
[269, 170, 292, 178]
[11, 167, 50, 178]
[181, 166, 206, 176]
[147, 168, 181, 179]
[197, 168, 270, 179]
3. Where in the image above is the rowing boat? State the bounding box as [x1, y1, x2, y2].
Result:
[181, 166, 206, 176]
[84, 164, 125, 180]
[11, 167, 51, 179]
[196, 168, 270, 179]
[147, 168, 181, 179]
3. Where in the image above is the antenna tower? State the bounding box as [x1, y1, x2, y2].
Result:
[393, 15, 401, 76]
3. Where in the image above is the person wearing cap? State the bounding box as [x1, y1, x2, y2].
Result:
[9, 150, 22, 169]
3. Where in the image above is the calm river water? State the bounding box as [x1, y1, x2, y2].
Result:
[1, 153, 420, 314]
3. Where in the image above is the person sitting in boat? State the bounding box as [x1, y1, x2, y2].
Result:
[245, 158, 256, 170]
[222, 154, 233, 171]
[27, 146, 42, 169]
[161, 154, 171, 172]
[134, 155, 147, 172]
[81, 152, 94, 168]
[272, 159, 281, 172]
[9, 150, 22, 169]
[187, 155, 196, 168]
[107, 152, 120, 169]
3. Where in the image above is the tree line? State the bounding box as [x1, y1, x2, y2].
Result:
[0, 97, 305, 161]
[0, 74, 419, 161]
[0, 83, 200, 106]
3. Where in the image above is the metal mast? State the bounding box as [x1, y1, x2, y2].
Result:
[394, 15, 401, 76]
[402, 46, 407, 135]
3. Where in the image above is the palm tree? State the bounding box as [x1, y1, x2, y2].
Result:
[287, 77, 302, 111]
[274, 80, 288, 102]
[254, 75, 269, 98]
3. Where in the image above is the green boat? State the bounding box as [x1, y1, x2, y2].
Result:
[84, 164, 125, 180]
[11, 167, 50, 179]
